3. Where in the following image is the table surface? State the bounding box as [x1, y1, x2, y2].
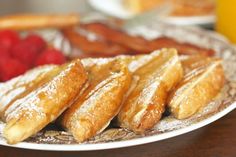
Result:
[0, 109, 235, 157]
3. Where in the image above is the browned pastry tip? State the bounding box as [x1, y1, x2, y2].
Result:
[168, 55, 225, 119]
[0, 14, 79, 30]
[61, 59, 131, 142]
[3, 59, 87, 144]
[118, 48, 183, 133]
[0, 65, 57, 121]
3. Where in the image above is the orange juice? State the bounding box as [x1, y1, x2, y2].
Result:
[216, 0, 236, 43]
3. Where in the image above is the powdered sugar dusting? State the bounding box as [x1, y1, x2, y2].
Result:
[0, 21, 236, 146]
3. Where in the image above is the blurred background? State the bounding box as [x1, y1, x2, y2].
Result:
[0, 0, 235, 81]
[0, 0, 234, 43]
[0, 0, 91, 15]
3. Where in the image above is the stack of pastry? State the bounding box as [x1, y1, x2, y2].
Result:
[0, 48, 224, 144]
[123, 0, 215, 16]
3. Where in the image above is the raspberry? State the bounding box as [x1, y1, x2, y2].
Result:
[0, 58, 28, 81]
[0, 30, 20, 49]
[0, 45, 10, 58]
[11, 41, 39, 67]
[35, 48, 66, 66]
[24, 34, 47, 52]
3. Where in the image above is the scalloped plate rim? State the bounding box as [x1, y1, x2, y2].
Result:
[0, 102, 235, 151]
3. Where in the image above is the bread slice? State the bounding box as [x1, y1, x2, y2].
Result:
[0, 65, 57, 121]
[3, 59, 87, 144]
[61, 59, 131, 142]
[118, 49, 183, 133]
[168, 55, 225, 119]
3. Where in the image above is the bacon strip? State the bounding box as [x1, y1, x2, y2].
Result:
[81, 22, 214, 56]
[81, 23, 151, 53]
[62, 28, 131, 58]
[149, 37, 215, 56]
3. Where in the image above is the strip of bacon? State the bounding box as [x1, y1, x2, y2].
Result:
[62, 28, 131, 58]
[81, 22, 214, 56]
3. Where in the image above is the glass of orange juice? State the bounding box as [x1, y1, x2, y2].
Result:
[216, 0, 236, 43]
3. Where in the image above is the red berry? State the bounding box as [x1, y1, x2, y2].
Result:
[0, 58, 28, 81]
[11, 41, 39, 67]
[0, 30, 20, 49]
[24, 34, 47, 52]
[35, 48, 66, 66]
[0, 45, 10, 58]
[0, 55, 10, 67]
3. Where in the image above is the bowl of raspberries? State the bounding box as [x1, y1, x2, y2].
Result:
[0, 30, 66, 82]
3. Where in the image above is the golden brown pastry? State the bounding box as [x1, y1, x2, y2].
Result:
[3, 59, 87, 144]
[168, 55, 225, 119]
[0, 65, 56, 121]
[61, 59, 131, 142]
[123, 0, 215, 16]
[0, 14, 79, 30]
[118, 49, 183, 133]
[123, 0, 165, 14]
[170, 0, 215, 16]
